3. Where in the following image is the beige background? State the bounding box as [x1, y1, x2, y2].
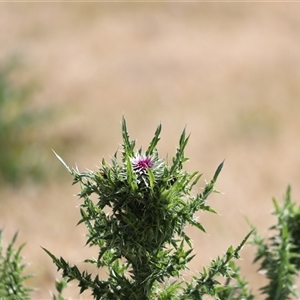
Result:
[1, 3, 300, 299]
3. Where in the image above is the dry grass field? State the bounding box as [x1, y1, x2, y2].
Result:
[1, 3, 300, 299]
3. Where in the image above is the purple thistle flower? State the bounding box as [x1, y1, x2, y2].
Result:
[131, 155, 154, 173]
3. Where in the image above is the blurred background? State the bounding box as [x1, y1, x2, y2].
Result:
[1, 3, 300, 299]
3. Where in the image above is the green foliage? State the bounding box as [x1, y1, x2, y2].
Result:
[45, 117, 252, 300]
[3, 117, 300, 299]
[0, 60, 46, 185]
[215, 261, 254, 300]
[51, 278, 68, 300]
[0, 230, 32, 300]
[182, 232, 254, 300]
[250, 186, 300, 300]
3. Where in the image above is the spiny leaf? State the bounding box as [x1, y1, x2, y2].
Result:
[212, 160, 225, 183]
[146, 123, 162, 156]
[122, 116, 135, 157]
[52, 150, 72, 173]
[126, 155, 137, 191]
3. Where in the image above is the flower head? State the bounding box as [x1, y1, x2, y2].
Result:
[130, 153, 165, 188]
[131, 155, 154, 174]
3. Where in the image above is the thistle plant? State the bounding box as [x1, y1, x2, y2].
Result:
[44, 117, 252, 300]
[250, 186, 300, 300]
[0, 230, 32, 300]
